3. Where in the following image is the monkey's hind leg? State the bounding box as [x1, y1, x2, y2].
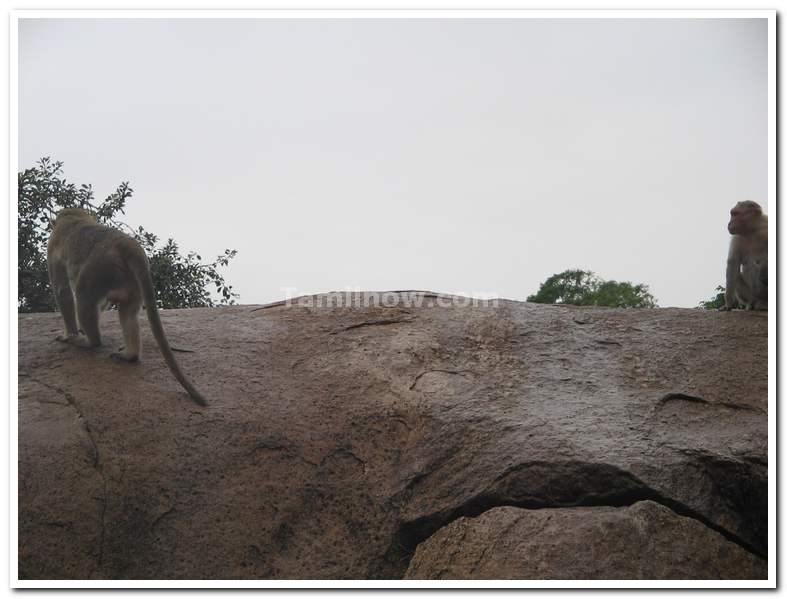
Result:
[54, 287, 81, 342]
[110, 300, 141, 363]
[734, 271, 754, 311]
[752, 266, 768, 311]
[70, 294, 103, 350]
[48, 265, 80, 342]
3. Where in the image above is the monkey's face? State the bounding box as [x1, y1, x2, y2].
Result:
[728, 202, 761, 235]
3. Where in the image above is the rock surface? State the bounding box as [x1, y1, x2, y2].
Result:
[18, 293, 768, 579]
[404, 501, 765, 579]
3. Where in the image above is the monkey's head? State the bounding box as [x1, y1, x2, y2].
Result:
[53, 207, 96, 225]
[727, 201, 763, 235]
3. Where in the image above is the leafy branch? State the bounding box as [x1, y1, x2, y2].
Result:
[18, 157, 238, 312]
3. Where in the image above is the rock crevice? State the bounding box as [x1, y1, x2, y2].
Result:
[385, 458, 765, 579]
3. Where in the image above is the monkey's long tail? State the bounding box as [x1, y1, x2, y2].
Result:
[128, 252, 208, 406]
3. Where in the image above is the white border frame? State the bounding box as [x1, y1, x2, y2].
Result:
[9, 8, 777, 589]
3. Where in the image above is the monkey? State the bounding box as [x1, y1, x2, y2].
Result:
[46, 208, 207, 405]
[720, 200, 768, 311]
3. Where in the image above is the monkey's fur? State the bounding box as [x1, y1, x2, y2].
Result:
[47, 208, 207, 405]
[722, 200, 768, 311]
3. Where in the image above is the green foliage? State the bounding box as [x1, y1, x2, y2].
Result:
[526, 269, 600, 306]
[18, 157, 238, 313]
[527, 269, 658, 308]
[593, 280, 658, 309]
[697, 285, 726, 310]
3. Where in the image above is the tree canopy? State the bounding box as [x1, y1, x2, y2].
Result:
[18, 157, 238, 313]
[527, 269, 658, 308]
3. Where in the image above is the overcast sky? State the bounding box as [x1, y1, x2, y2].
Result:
[19, 17, 768, 307]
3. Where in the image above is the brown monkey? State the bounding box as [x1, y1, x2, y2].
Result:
[47, 208, 207, 405]
[721, 200, 768, 311]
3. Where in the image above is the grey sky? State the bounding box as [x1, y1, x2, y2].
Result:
[19, 17, 768, 307]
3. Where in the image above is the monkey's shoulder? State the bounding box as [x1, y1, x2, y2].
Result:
[736, 235, 767, 256]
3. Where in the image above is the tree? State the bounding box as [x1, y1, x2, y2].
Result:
[593, 280, 658, 309]
[18, 157, 238, 313]
[527, 269, 657, 308]
[526, 269, 600, 306]
[697, 285, 726, 310]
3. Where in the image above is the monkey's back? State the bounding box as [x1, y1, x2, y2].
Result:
[53, 219, 147, 298]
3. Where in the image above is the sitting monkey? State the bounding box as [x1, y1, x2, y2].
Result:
[721, 200, 768, 311]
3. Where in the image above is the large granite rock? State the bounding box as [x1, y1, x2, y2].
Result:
[404, 501, 765, 579]
[17, 293, 768, 579]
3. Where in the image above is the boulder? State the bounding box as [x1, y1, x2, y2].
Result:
[404, 501, 765, 579]
[17, 293, 768, 579]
